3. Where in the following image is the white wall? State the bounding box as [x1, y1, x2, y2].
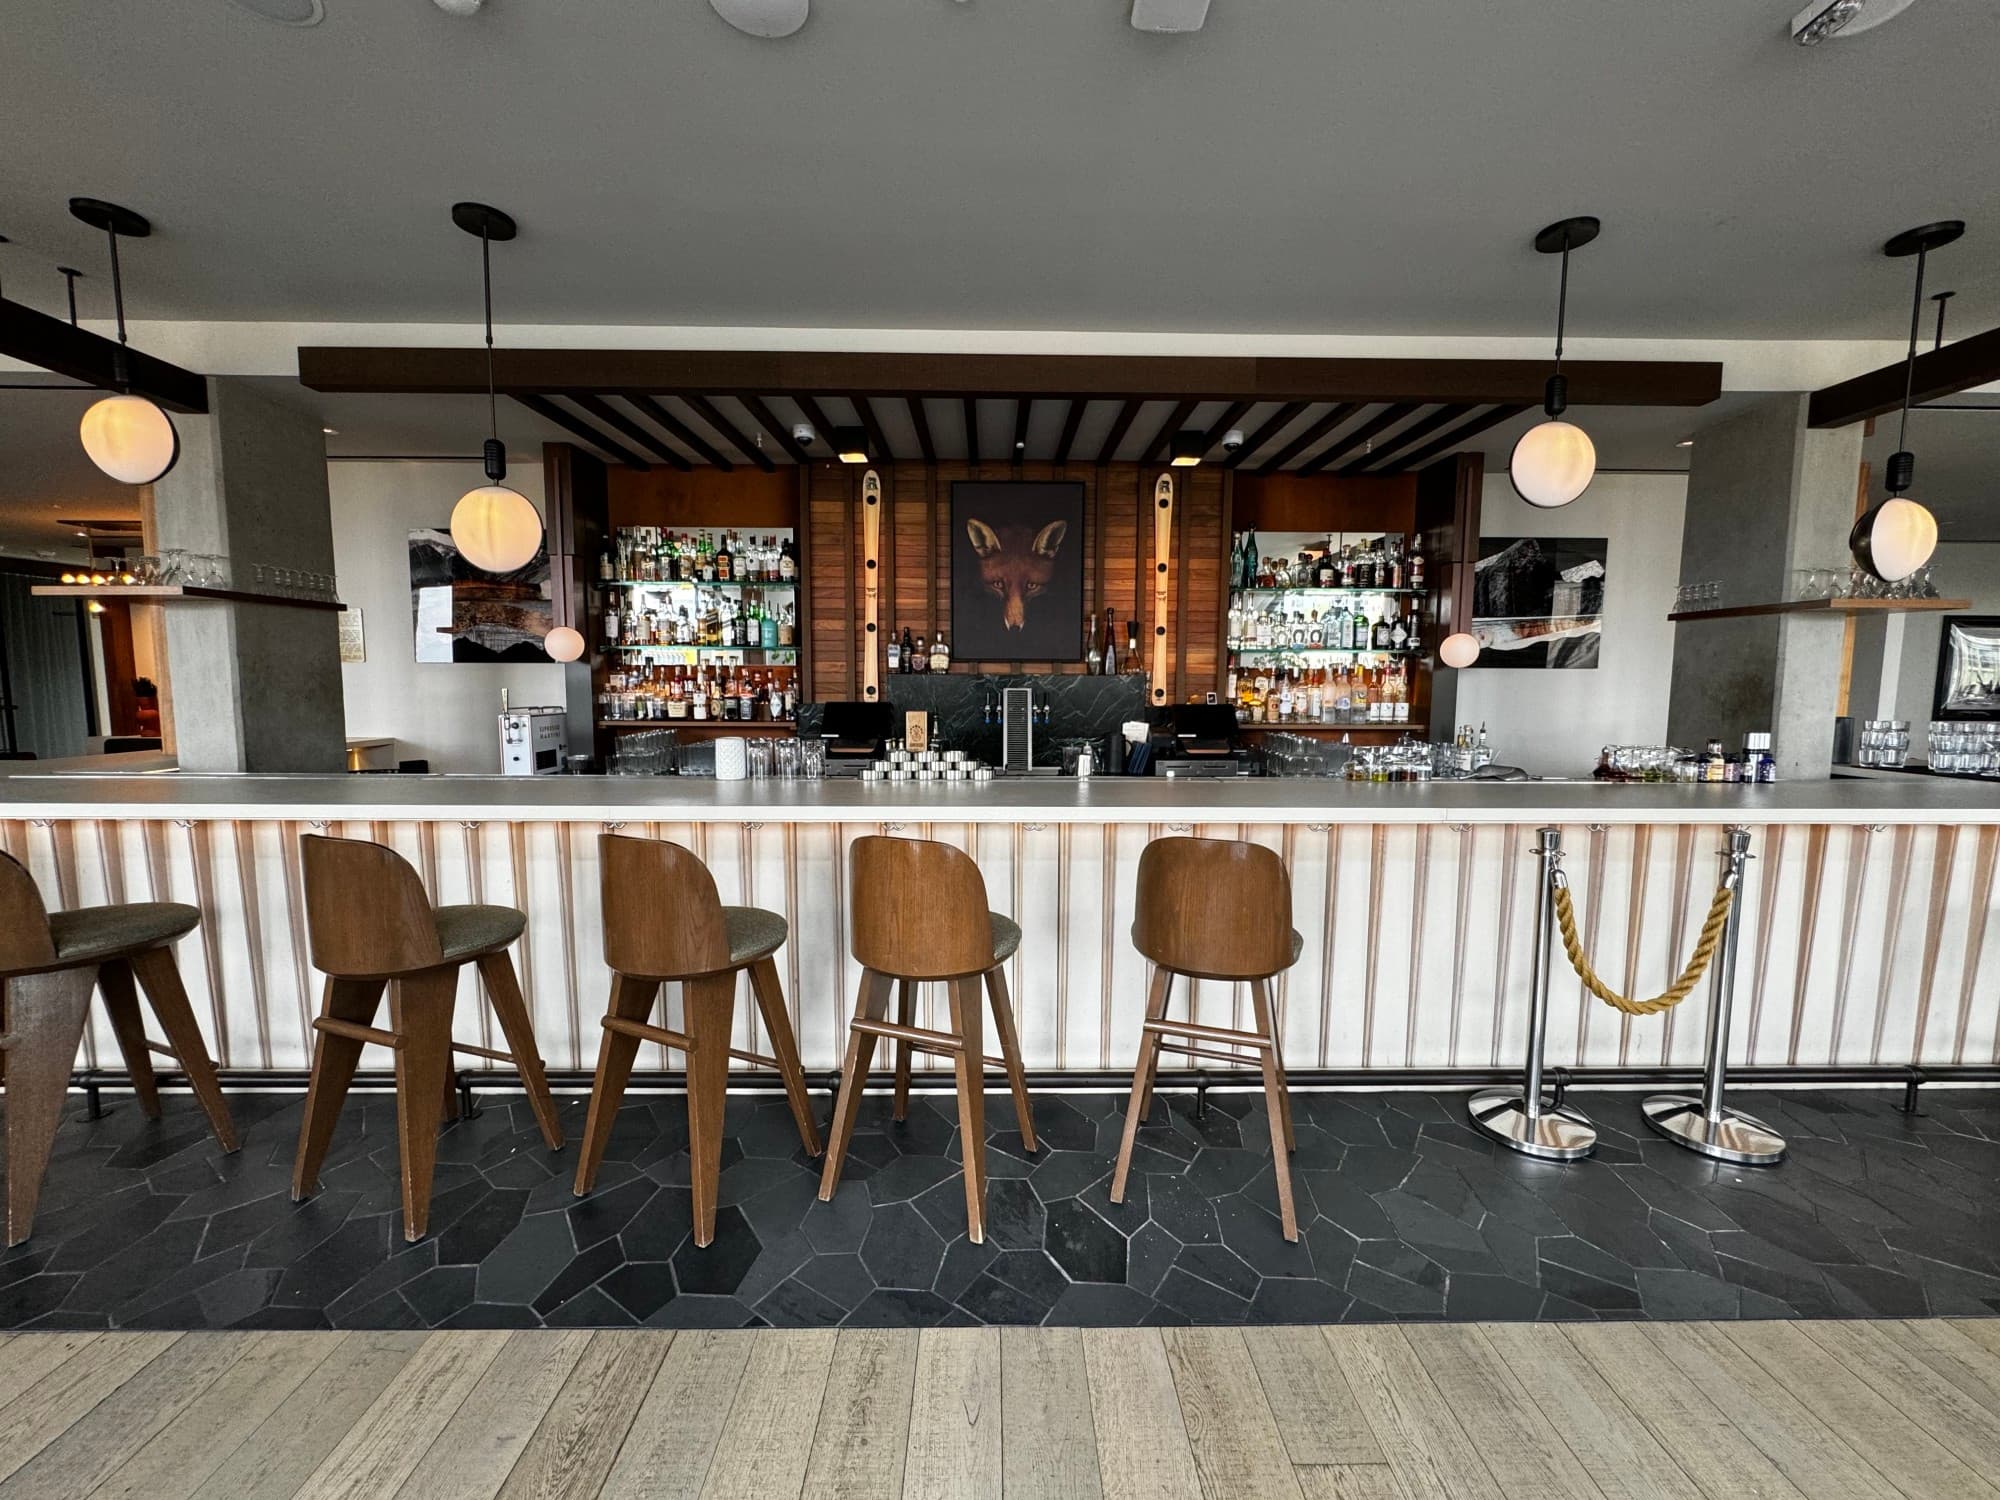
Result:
[1452, 472, 1686, 777]
[329, 460, 565, 774]
[1891, 542, 2000, 738]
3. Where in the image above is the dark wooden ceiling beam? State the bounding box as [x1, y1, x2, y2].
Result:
[621, 393, 735, 471]
[2, 296, 208, 413]
[297, 347, 1722, 408]
[1011, 398, 1032, 464]
[1198, 400, 1254, 455]
[1297, 402, 1420, 476]
[567, 393, 693, 471]
[1808, 324, 2000, 428]
[1336, 403, 1472, 475]
[1257, 403, 1361, 475]
[1053, 399, 1086, 464]
[740, 394, 811, 464]
[681, 393, 776, 471]
[513, 394, 649, 470]
[906, 396, 935, 463]
[1095, 399, 1144, 463]
[851, 394, 894, 463]
[1380, 403, 1531, 474]
[1224, 401, 1307, 470]
[1143, 398, 1199, 463]
[963, 397, 980, 464]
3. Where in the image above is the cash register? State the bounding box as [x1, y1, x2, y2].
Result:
[818, 700, 896, 763]
[1150, 704, 1252, 776]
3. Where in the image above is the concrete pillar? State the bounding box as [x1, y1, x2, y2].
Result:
[145, 378, 345, 772]
[1666, 393, 1863, 781]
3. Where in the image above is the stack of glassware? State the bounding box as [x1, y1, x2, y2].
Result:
[1852, 720, 1912, 769]
[1927, 722, 2000, 777]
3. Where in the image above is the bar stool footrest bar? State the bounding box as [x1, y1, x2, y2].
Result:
[1141, 1017, 1274, 1050]
[311, 1017, 403, 1051]
[851, 1017, 964, 1055]
[1150, 1039, 1270, 1068]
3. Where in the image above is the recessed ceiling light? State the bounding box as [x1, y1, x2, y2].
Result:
[1676, 439, 1694, 448]
[1131, 0, 1210, 34]
[709, 0, 808, 38]
[322, 426, 338, 435]
[228, 0, 326, 26]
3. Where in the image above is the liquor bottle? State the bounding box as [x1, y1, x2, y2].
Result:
[761, 600, 780, 649]
[1391, 607, 1410, 651]
[900, 627, 915, 673]
[1242, 532, 1259, 592]
[1317, 541, 1337, 588]
[779, 535, 798, 582]
[1101, 608, 1116, 675]
[1086, 611, 1103, 674]
[714, 534, 733, 584]
[1408, 534, 1425, 589]
[887, 630, 902, 674]
[778, 602, 796, 648]
[1372, 608, 1393, 650]
[1125, 617, 1139, 672]
[603, 600, 621, 646]
[930, 633, 949, 673]
[738, 672, 756, 721]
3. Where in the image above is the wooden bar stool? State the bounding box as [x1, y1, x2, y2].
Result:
[293, 833, 564, 1242]
[818, 835, 1037, 1242]
[1112, 836, 1305, 1240]
[574, 834, 822, 1247]
[0, 851, 238, 1246]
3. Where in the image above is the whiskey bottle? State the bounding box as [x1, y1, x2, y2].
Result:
[912, 633, 928, 674]
[930, 633, 949, 673]
[779, 535, 799, 582]
[1408, 534, 1425, 589]
[1372, 609, 1393, 650]
[715, 535, 733, 584]
[887, 630, 902, 674]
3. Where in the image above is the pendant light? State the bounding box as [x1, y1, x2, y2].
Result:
[1439, 632, 1481, 669]
[1849, 221, 1959, 583]
[1509, 216, 1600, 509]
[448, 202, 543, 575]
[69, 199, 181, 486]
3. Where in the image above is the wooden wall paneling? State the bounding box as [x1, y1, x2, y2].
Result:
[861, 470, 882, 703]
[1413, 452, 1483, 737]
[1214, 469, 1235, 698]
[1151, 473, 1173, 706]
[605, 466, 797, 529]
[1228, 474, 1417, 535]
[1172, 468, 1190, 702]
[925, 465, 939, 640]
[795, 465, 815, 692]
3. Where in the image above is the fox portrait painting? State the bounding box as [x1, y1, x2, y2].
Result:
[950, 481, 1086, 662]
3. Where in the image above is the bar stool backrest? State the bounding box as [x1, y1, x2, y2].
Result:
[300, 834, 443, 978]
[850, 835, 995, 979]
[599, 834, 732, 978]
[1133, 835, 1294, 980]
[0, 851, 57, 974]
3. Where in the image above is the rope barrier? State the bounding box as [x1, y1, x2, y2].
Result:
[1551, 881, 1733, 1016]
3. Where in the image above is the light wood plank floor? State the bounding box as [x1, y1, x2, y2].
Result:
[0, 1320, 1996, 1499]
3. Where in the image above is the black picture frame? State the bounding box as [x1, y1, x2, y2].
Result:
[949, 480, 1086, 662]
[1931, 614, 2000, 721]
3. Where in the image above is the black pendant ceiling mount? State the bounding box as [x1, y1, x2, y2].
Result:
[1849, 220, 1960, 582]
[452, 201, 518, 485]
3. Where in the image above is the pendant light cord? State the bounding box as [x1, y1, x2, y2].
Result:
[1553, 233, 1571, 375]
[104, 225, 127, 346]
[1896, 244, 1927, 457]
[481, 224, 497, 442]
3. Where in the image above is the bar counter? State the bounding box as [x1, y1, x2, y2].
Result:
[4, 771, 1995, 1084]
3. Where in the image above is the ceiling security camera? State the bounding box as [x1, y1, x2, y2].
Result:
[792, 423, 817, 446]
[1221, 427, 1246, 452]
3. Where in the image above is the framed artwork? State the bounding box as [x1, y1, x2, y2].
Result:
[1932, 615, 2000, 721]
[408, 528, 553, 663]
[1470, 535, 1607, 669]
[337, 607, 365, 664]
[949, 480, 1085, 662]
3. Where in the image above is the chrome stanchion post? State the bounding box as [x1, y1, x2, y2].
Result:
[1641, 826, 1785, 1165]
[1468, 826, 1597, 1160]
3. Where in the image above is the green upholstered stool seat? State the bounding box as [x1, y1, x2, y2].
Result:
[722, 906, 788, 966]
[434, 904, 529, 964]
[48, 902, 200, 965]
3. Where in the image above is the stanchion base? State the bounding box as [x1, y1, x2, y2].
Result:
[1466, 1089, 1597, 1160]
[1640, 1095, 1786, 1165]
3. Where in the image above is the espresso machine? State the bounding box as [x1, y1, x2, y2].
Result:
[499, 705, 569, 776]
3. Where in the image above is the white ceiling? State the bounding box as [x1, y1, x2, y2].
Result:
[1, 0, 1996, 339]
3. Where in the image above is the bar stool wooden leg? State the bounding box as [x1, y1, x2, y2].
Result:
[3, 967, 97, 1247]
[982, 964, 1037, 1153]
[292, 976, 385, 1200]
[1111, 964, 1172, 1205]
[684, 973, 737, 1247]
[819, 969, 891, 1201]
[1256, 979, 1296, 1150]
[477, 952, 564, 1151]
[891, 979, 917, 1122]
[575, 975, 660, 1196]
[129, 947, 239, 1152]
[948, 975, 989, 1242]
[388, 970, 456, 1242]
[1248, 978, 1299, 1242]
[94, 959, 161, 1120]
[749, 957, 822, 1157]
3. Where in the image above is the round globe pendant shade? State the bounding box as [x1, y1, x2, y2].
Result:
[1439, 631, 1482, 669]
[544, 625, 585, 662]
[79, 395, 180, 485]
[1849, 496, 1937, 583]
[1509, 419, 1596, 508]
[450, 484, 542, 572]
